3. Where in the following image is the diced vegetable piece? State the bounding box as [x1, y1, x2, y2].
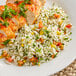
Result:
[43, 26, 47, 30]
[54, 13, 60, 18]
[56, 42, 62, 46]
[21, 43, 24, 47]
[59, 20, 63, 25]
[51, 54, 55, 58]
[19, 2, 27, 17]
[14, 1, 19, 4]
[31, 32, 34, 35]
[39, 21, 43, 29]
[56, 50, 59, 52]
[0, 55, 3, 59]
[24, 0, 30, 4]
[66, 24, 72, 29]
[0, 20, 2, 23]
[18, 60, 24, 66]
[9, 8, 17, 15]
[1, 5, 12, 20]
[64, 38, 68, 40]
[57, 31, 61, 35]
[3, 21, 9, 27]
[7, 57, 13, 62]
[40, 30, 44, 35]
[2, 50, 7, 57]
[30, 57, 38, 62]
[23, 60, 26, 63]
[51, 44, 56, 48]
[59, 45, 64, 50]
[18, 1, 24, 5]
[40, 38, 44, 43]
[3, 39, 10, 45]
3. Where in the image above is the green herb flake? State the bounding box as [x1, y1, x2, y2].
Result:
[14, 1, 19, 4]
[36, 48, 41, 53]
[62, 18, 65, 20]
[19, 11, 26, 17]
[54, 53, 58, 58]
[19, 3, 27, 17]
[50, 42, 52, 45]
[43, 29, 50, 34]
[64, 38, 68, 40]
[24, 0, 30, 4]
[3, 39, 10, 45]
[66, 16, 69, 18]
[3, 21, 9, 27]
[9, 8, 17, 15]
[26, 36, 29, 38]
[36, 35, 39, 40]
[33, 43, 36, 47]
[70, 32, 72, 35]
[1, 5, 12, 20]
[0, 20, 2, 23]
[70, 39, 72, 41]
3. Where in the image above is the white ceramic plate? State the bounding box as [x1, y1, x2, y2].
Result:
[0, 0, 76, 76]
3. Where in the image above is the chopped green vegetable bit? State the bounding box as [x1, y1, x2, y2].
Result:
[64, 38, 68, 40]
[19, 3, 27, 17]
[36, 35, 39, 40]
[33, 43, 36, 47]
[62, 18, 65, 20]
[54, 53, 58, 58]
[24, 0, 30, 4]
[26, 36, 29, 38]
[70, 32, 72, 35]
[3, 39, 10, 45]
[43, 29, 50, 34]
[19, 11, 26, 17]
[57, 12, 60, 14]
[58, 25, 61, 28]
[3, 21, 9, 27]
[36, 48, 41, 53]
[70, 39, 72, 41]
[9, 8, 17, 15]
[50, 42, 52, 45]
[0, 20, 2, 23]
[14, 1, 19, 4]
[66, 16, 69, 18]
[1, 5, 12, 20]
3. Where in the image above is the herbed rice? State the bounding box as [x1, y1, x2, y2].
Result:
[0, 5, 72, 66]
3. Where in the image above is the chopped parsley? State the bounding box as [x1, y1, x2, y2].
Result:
[62, 18, 65, 20]
[19, 3, 27, 17]
[9, 8, 17, 15]
[19, 11, 26, 17]
[43, 29, 50, 34]
[1, 5, 12, 20]
[33, 43, 36, 47]
[70, 32, 72, 35]
[54, 53, 58, 58]
[26, 36, 29, 38]
[36, 48, 41, 53]
[50, 42, 52, 45]
[3, 21, 9, 27]
[24, 0, 30, 4]
[1, 5, 17, 20]
[0, 20, 2, 23]
[14, 1, 19, 4]
[64, 38, 68, 40]
[36, 35, 39, 40]
[0, 20, 9, 27]
[3, 39, 10, 45]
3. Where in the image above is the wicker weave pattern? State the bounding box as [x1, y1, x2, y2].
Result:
[52, 59, 76, 76]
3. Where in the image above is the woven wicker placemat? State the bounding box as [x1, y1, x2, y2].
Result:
[52, 59, 76, 76]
